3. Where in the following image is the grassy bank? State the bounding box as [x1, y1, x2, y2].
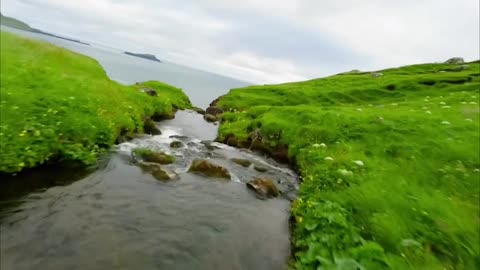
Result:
[0, 31, 191, 174]
[215, 62, 480, 269]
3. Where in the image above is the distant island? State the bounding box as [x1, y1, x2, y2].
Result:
[124, 52, 162, 62]
[0, 13, 90, 46]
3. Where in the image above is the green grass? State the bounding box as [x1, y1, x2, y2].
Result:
[0, 31, 191, 173]
[216, 62, 480, 269]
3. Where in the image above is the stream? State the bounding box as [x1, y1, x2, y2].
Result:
[0, 27, 299, 269]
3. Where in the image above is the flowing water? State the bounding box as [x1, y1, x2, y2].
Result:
[0, 27, 298, 270]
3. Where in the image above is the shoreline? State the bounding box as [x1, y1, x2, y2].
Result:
[206, 60, 480, 269]
[0, 31, 192, 174]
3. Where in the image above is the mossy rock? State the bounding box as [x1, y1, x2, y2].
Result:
[188, 159, 231, 179]
[143, 119, 161, 135]
[133, 148, 175, 164]
[231, 158, 252, 167]
[246, 177, 279, 198]
[170, 141, 184, 148]
[192, 106, 206, 115]
[253, 164, 269, 172]
[138, 162, 176, 181]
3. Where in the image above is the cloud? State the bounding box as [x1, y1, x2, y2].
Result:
[1, 0, 478, 83]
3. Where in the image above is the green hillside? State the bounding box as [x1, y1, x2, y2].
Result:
[0, 31, 191, 173]
[215, 61, 480, 269]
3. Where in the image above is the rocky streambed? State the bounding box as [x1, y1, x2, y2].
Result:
[0, 110, 298, 270]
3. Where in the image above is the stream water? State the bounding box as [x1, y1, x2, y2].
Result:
[0, 27, 298, 269]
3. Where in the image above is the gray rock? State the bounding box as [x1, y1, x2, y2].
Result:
[445, 57, 464, 64]
[170, 141, 184, 148]
[139, 87, 158, 97]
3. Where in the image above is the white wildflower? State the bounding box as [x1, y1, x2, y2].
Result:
[465, 118, 473, 122]
[441, 121, 451, 125]
[439, 102, 446, 105]
[424, 99, 429, 102]
[356, 108, 363, 112]
[313, 143, 327, 148]
[338, 169, 354, 177]
[422, 107, 428, 110]
[353, 160, 364, 166]
[324, 157, 334, 161]
[426, 111, 432, 114]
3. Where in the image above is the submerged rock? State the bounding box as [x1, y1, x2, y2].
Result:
[132, 148, 175, 164]
[192, 106, 206, 115]
[445, 57, 464, 64]
[201, 140, 219, 151]
[204, 114, 218, 122]
[231, 158, 252, 167]
[246, 178, 279, 198]
[170, 141, 184, 148]
[143, 119, 161, 135]
[138, 162, 176, 181]
[253, 164, 269, 172]
[188, 159, 231, 179]
[169, 135, 189, 140]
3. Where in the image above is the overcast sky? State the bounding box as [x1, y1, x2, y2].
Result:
[2, 0, 479, 83]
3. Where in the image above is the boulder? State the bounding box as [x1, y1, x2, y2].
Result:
[132, 148, 175, 164]
[231, 158, 252, 167]
[192, 107, 206, 115]
[143, 119, 161, 135]
[371, 72, 383, 78]
[138, 162, 176, 181]
[206, 106, 224, 116]
[246, 178, 279, 198]
[188, 159, 231, 179]
[170, 141, 184, 148]
[139, 87, 158, 97]
[204, 114, 218, 122]
[445, 57, 464, 64]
